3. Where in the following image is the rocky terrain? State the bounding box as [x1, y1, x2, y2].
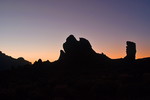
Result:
[0, 35, 150, 100]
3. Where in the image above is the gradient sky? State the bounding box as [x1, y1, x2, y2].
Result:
[0, 0, 150, 63]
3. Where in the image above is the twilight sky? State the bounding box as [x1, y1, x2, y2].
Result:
[0, 0, 150, 63]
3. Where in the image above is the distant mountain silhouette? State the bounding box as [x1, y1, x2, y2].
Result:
[0, 51, 31, 70]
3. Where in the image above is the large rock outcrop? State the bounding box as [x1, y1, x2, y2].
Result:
[58, 35, 110, 63]
[63, 35, 80, 56]
[124, 41, 136, 61]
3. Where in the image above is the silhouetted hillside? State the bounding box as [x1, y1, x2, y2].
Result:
[0, 51, 31, 70]
[0, 35, 150, 100]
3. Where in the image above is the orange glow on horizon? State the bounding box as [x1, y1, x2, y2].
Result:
[1, 42, 150, 64]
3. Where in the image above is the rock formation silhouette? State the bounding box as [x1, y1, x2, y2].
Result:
[124, 41, 136, 61]
[33, 59, 43, 66]
[0, 35, 138, 71]
[63, 35, 96, 57]
[0, 35, 150, 100]
[58, 35, 110, 64]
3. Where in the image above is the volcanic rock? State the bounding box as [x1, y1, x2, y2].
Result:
[58, 35, 110, 63]
[124, 41, 136, 61]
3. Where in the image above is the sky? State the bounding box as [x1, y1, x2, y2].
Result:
[0, 0, 150, 63]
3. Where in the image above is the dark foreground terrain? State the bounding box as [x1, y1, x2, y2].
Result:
[0, 35, 150, 100]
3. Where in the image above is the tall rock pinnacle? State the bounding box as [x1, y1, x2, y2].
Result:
[124, 41, 136, 61]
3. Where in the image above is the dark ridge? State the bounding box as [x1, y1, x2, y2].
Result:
[0, 51, 31, 70]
